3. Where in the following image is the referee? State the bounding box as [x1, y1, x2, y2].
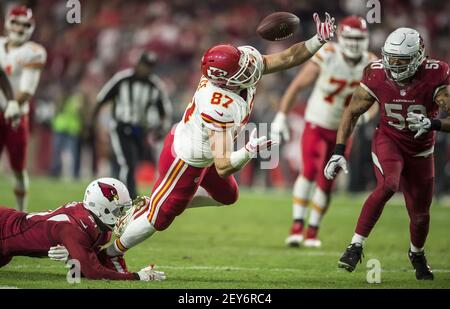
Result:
[91, 52, 173, 198]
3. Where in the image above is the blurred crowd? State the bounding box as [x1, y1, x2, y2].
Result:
[1, 0, 449, 195]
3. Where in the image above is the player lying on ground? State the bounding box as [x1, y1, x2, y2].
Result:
[324, 27, 450, 280]
[0, 177, 165, 281]
[0, 6, 46, 212]
[103, 13, 337, 258]
[271, 16, 378, 248]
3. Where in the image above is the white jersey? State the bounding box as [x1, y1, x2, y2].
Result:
[305, 42, 373, 130]
[0, 36, 47, 113]
[174, 46, 264, 168]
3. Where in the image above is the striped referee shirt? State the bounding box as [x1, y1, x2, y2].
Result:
[96, 68, 172, 127]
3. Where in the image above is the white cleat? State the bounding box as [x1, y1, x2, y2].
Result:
[285, 234, 304, 247]
[303, 238, 322, 248]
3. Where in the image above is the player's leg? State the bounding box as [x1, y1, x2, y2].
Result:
[286, 123, 319, 246]
[401, 155, 434, 280]
[188, 165, 239, 208]
[108, 130, 205, 256]
[5, 117, 30, 212]
[339, 130, 404, 271]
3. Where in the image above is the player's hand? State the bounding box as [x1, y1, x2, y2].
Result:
[245, 128, 278, 158]
[136, 265, 166, 281]
[48, 245, 69, 262]
[313, 12, 336, 43]
[324, 154, 348, 180]
[271, 112, 290, 143]
[406, 112, 431, 139]
[4, 100, 21, 128]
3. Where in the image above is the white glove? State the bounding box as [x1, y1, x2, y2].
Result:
[271, 112, 290, 142]
[48, 245, 69, 262]
[406, 112, 431, 139]
[4, 100, 21, 127]
[114, 195, 150, 237]
[136, 265, 166, 281]
[324, 154, 348, 180]
[245, 128, 278, 158]
[313, 12, 336, 43]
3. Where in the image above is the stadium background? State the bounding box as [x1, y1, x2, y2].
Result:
[0, 0, 448, 195]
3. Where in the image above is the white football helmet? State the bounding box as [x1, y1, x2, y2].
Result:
[382, 27, 425, 82]
[83, 178, 132, 229]
[337, 16, 369, 59]
[5, 6, 35, 45]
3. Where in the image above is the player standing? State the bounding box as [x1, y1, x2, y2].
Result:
[0, 6, 46, 211]
[271, 16, 378, 248]
[105, 13, 337, 257]
[0, 177, 165, 281]
[324, 28, 450, 280]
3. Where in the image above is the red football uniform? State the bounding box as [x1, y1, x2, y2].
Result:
[354, 58, 449, 247]
[361, 59, 449, 156]
[0, 202, 137, 280]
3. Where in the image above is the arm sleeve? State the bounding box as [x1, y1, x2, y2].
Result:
[19, 44, 46, 95]
[0, 68, 13, 100]
[19, 68, 42, 95]
[359, 62, 381, 102]
[54, 224, 137, 281]
[96, 73, 123, 105]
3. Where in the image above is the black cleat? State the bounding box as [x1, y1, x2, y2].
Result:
[408, 249, 434, 280]
[338, 243, 364, 272]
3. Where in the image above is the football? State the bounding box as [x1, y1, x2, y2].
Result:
[256, 12, 300, 41]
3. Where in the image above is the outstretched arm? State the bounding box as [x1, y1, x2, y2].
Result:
[263, 13, 336, 74]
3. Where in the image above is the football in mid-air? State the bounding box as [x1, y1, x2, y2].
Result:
[256, 12, 300, 41]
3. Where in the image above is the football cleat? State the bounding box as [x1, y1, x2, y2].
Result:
[338, 243, 363, 272]
[408, 249, 434, 280]
[285, 220, 304, 247]
[303, 226, 322, 248]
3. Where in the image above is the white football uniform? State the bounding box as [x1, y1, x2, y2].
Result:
[0, 36, 47, 113]
[305, 42, 372, 130]
[174, 46, 264, 168]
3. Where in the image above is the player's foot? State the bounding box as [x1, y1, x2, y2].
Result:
[285, 220, 304, 247]
[408, 249, 434, 280]
[303, 225, 322, 248]
[338, 243, 363, 272]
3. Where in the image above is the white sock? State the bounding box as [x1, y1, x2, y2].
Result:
[112, 213, 156, 254]
[14, 171, 29, 212]
[292, 176, 314, 221]
[410, 243, 424, 253]
[188, 187, 224, 208]
[351, 233, 366, 246]
[309, 187, 329, 227]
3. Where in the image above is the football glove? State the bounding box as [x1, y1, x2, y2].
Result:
[324, 154, 348, 180]
[313, 12, 336, 43]
[245, 128, 278, 158]
[406, 112, 431, 139]
[48, 245, 69, 262]
[136, 265, 166, 281]
[4, 100, 21, 128]
[271, 112, 290, 143]
[114, 195, 151, 238]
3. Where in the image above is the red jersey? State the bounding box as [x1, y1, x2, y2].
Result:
[0, 203, 137, 280]
[360, 59, 450, 156]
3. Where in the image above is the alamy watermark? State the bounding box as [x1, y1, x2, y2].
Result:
[66, 259, 81, 284]
[366, 258, 381, 284]
[66, 0, 81, 24]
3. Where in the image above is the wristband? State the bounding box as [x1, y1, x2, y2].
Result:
[334, 143, 346, 156]
[305, 35, 323, 54]
[430, 119, 442, 131]
[230, 147, 252, 169]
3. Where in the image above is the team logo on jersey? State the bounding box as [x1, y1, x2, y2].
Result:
[207, 66, 228, 80]
[400, 89, 406, 96]
[97, 182, 119, 202]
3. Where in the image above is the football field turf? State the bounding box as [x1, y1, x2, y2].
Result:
[0, 176, 449, 289]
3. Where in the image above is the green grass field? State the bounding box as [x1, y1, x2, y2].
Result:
[0, 176, 449, 288]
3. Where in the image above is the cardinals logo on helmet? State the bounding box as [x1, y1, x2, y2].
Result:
[207, 67, 228, 80]
[97, 182, 119, 202]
